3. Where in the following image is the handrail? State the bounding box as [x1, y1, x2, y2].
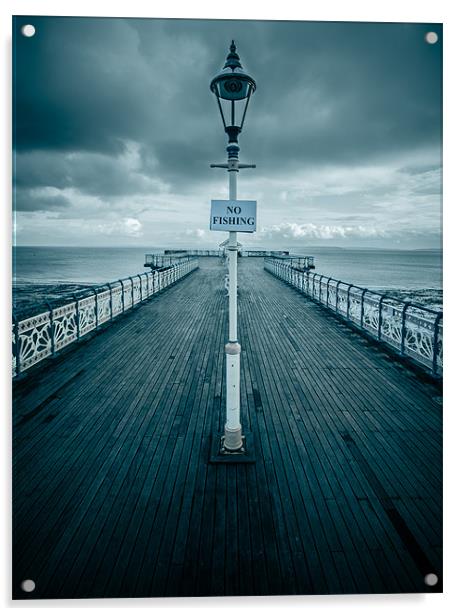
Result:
[264, 256, 442, 377]
[12, 259, 199, 378]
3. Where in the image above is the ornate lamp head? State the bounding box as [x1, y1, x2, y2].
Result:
[210, 41, 256, 143]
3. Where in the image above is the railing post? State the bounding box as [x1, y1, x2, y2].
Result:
[13, 313, 21, 375]
[147, 272, 152, 297]
[346, 284, 354, 321]
[119, 279, 125, 313]
[326, 277, 332, 306]
[73, 294, 81, 339]
[92, 287, 99, 330]
[335, 281, 342, 313]
[45, 301, 55, 356]
[129, 276, 135, 306]
[107, 283, 113, 321]
[138, 274, 143, 301]
[432, 312, 443, 375]
[318, 275, 323, 301]
[400, 302, 411, 356]
[378, 295, 386, 341]
[360, 288, 368, 328]
[311, 274, 317, 299]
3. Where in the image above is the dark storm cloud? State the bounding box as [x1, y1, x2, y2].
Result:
[13, 16, 442, 205]
[14, 17, 152, 154]
[14, 148, 167, 196]
[14, 187, 71, 211]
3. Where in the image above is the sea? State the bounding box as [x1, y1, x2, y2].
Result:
[12, 245, 443, 315]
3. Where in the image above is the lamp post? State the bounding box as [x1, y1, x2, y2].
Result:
[210, 41, 256, 455]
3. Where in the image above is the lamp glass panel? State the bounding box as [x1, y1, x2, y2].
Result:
[218, 96, 250, 129]
[217, 78, 250, 101]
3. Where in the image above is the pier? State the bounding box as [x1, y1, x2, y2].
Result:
[13, 257, 442, 598]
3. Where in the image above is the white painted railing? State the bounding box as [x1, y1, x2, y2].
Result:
[265, 257, 443, 377]
[12, 258, 198, 378]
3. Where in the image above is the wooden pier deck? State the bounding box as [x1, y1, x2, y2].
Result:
[13, 258, 442, 599]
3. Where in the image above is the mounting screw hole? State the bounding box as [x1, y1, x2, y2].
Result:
[424, 573, 438, 586]
[21, 24, 36, 38]
[425, 32, 438, 44]
[21, 579, 36, 592]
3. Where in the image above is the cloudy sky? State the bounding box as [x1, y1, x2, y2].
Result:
[13, 17, 442, 249]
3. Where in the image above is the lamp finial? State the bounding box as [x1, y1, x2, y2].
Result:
[223, 40, 242, 71]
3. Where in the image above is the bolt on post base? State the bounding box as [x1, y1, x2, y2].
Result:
[209, 432, 255, 464]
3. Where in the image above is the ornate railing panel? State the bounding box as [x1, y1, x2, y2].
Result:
[53, 303, 78, 351]
[78, 295, 97, 337]
[141, 274, 149, 300]
[12, 258, 199, 378]
[16, 311, 53, 373]
[132, 276, 141, 305]
[111, 284, 124, 317]
[96, 288, 112, 326]
[122, 280, 133, 311]
[147, 274, 154, 296]
[264, 256, 443, 377]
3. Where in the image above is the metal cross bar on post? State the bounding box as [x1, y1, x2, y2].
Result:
[209, 41, 257, 464]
